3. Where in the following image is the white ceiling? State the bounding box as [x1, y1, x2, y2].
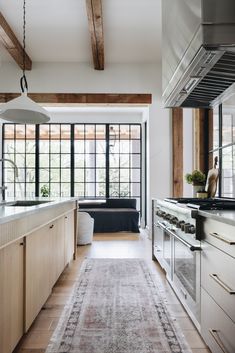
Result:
[0, 0, 161, 65]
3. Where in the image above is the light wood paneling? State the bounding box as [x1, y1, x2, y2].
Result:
[0, 93, 152, 104]
[50, 217, 65, 286]
[0, 239, 24, 353]
[0, 12, 32, 70]
[64, 211, 75, 265]
[86, 0, 104, 70]
[25, 224, 52, 331]
[172, 108, 183, 197]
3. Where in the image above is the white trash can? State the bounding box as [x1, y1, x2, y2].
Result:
[77, 212, 94, 245]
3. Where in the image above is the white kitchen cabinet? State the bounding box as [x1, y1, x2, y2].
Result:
[0, 239, 24, 353]
[201, 288, 235, 353]
[201, 216, 235, 353]
[201, 241, 235, 323]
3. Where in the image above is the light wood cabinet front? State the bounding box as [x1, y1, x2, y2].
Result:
[25, 212, 76, 331]
[50, 217, 65, 286]
[25, 223, 52, 331]
[0, 239, 24, 353]
[64, 210, 75, 265]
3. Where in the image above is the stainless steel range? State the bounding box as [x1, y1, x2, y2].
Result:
[152, 197, 235, 331]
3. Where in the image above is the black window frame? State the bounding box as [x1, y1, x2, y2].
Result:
[2, 122, 143, 212]
[209, 103, 235, 198]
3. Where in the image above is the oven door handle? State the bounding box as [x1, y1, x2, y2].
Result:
[157, 220, 168, 230]
[166, 227, 202, 252]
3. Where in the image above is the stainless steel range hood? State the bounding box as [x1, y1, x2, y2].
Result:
[162, 0, 235, 108]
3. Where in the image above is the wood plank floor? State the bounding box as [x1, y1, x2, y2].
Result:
[14, 231, 211, 353]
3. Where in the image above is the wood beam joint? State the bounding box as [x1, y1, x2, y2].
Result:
[0, 12, 32, 70]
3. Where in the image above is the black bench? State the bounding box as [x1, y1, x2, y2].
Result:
[79, 198, 139, 233]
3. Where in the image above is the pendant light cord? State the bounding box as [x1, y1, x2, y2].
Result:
[20, 0, 28, 93]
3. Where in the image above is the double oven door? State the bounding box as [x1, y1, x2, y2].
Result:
[156, 219, 201, 328]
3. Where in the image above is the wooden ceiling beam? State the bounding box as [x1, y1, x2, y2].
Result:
[0, 12, 32, 70]
[0, 93, 152, 104]
[86, 0, 104, 70]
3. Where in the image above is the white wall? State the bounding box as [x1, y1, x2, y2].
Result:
[0, 61, 171, 229]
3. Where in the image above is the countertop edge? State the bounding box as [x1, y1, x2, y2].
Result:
[0, 198, 78, 225]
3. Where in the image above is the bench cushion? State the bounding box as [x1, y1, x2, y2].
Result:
[79, 208, 139, 233]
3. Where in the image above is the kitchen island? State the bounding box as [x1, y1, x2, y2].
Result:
[198, 209, 235, 353]
[152, 197, 235, 353]
[0, 198, 78, 353]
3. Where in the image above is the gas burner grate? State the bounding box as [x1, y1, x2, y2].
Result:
[165, 197, 235, 210]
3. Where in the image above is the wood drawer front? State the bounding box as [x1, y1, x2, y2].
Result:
[201, 242, 235, 322]
[203, 218, 235, 258]
[201, 288, 235, 353]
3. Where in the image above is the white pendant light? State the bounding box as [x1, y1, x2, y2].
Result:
[0, 0, 50, 124]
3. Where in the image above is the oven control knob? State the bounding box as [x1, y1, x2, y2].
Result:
[176, 220, 183, 228]
[179, 221, 186, 230]
[170, 216, 178, 224]
[184, 223, 191, 233]
[188, 225, 195, 234]
[161, 212, 167, 219]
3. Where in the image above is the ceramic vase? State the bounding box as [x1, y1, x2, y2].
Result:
[193, 184, 203, 197]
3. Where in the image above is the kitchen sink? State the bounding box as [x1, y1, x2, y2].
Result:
[6, 200, 52, 207]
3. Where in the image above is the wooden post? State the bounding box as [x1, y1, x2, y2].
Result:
[172, 108, 183, 197]
[194, 108, 212, 173]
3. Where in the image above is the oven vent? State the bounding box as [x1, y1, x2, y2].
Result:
[182, 52, 235, 108]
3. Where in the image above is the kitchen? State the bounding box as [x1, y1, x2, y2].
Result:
[0, 0, 235, 353]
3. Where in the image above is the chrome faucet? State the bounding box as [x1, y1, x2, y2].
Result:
[0, 158, 19, 201]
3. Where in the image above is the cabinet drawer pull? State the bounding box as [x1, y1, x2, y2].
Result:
[209, 329, 229, 353]
[65, 216, 68, 219]
[209, 232, 235, 245]
[210, 273, 235, 294]
[49, 224, 54, 229]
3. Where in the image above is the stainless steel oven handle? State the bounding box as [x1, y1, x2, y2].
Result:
[209, 274, 235, 295]
[166, 227, 202, 252]
[209, 232, 235, 245]
[157, 220, 167, 230]
[209, 329, 229, 353]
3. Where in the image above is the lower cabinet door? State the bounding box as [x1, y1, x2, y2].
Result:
[0, 240, 24, 353]
[201, 288, 235, 353]
[25, 224, 52, 331]
[50, 217, 65, 286]
[64, 210, 75, 265]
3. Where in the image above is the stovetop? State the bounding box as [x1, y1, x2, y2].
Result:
[165, 197, 235, 210]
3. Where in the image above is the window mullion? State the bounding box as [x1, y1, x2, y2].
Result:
[106, 125, 110, 198]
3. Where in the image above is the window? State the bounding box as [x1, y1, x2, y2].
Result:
[74, 124, 106, 198]
[3, 124, 36, 197]
[210, 93, 235, 197]
[39, 124, 71, 197]
[2, 123, 142, 209]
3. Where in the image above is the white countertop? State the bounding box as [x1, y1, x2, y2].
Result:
[198, 209, 235, 226]
[0, 197, 78, 225]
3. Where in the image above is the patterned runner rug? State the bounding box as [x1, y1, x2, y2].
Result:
[46, 259, 192, 353]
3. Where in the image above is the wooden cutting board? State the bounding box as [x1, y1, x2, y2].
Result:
[205, 157, 219, 198]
